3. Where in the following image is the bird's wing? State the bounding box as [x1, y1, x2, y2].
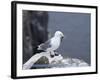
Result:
[38, 39, 51, 51]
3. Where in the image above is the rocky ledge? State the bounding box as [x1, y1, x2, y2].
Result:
[23, 51, 89, 69]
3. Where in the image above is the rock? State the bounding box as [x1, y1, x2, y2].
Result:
[31, 56, 49, 69]
[78, 62, 89, 66]
[50, 54, 63, 64]
[23, 11, 49, 64]
[23, 51, 89, 69]
[34, 56, 49, 64]
[51, 57, 89, 68]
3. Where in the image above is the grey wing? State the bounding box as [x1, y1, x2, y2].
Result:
[38, 39, 51, 51]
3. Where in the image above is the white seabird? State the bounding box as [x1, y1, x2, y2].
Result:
[37, 31, 64, 57]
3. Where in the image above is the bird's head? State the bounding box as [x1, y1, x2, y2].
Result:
[54, 31, 64, 38]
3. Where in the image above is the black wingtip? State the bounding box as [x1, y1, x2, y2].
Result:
[34, 49, 45, 53]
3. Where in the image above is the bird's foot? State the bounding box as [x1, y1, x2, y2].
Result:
[50, 54, 55, 58]
[54, 52, 59, 56]
[55, 53, 59, 56]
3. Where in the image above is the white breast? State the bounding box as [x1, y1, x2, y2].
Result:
[47, 37, 61, 51]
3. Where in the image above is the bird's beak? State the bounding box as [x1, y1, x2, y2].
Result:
[61, 35, 64, 42]
[62, 35, 64, 38]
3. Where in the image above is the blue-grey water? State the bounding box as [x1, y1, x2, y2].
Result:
[47, 12, 90, 64]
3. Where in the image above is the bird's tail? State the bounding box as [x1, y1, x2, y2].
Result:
[36, 45, 45, 53]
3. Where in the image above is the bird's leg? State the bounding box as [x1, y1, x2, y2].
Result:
[50, 51, 55, 58]
[54, 50, 59, 56]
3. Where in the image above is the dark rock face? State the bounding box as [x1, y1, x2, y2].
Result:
[23, 10, 49, 64]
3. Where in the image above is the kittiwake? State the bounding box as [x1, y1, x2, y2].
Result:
[37, 31, 64, 57]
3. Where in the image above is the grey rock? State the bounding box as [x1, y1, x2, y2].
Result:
[31, 56, 49, 69]
[34, 56, 49, 64]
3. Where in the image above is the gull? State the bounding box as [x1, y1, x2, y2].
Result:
[37, 31, 64, 57]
